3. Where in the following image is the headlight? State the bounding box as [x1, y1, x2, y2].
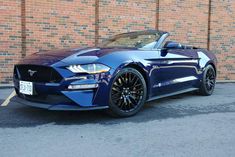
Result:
[67, 64, 110, 74]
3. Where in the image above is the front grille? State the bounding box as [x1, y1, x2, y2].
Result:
[14, 65, 63, 83]
[19, 93, 74, 105]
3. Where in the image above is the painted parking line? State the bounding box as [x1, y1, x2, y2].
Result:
[1, 91, 16, 107]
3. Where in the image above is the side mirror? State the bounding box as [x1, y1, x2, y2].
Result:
[160, 48, 168, 57]
[164, 41, 182, 49]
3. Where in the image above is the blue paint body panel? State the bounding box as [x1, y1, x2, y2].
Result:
[12, 31, 217, 110]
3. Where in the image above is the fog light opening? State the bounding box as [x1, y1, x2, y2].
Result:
[68, 84, 99, 90]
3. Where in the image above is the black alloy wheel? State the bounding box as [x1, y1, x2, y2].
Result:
[108, 68, 147, 117]
[199, 65, 216, 96]
[205, 67, 216, 91]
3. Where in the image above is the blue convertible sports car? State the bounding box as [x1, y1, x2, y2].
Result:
[12, 30, 217, 117]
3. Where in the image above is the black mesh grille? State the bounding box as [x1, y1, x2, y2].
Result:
[19, 94, 74, 104]
[14, 65, 62, 83]
[15, 88, 74, 105]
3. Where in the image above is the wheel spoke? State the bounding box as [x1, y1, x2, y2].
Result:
[112, 92, 121, 98]
[119, 101, 124, 109]
[132, 92, 143, 97]
[131, 83, 142, 89]
[128, 72, 132, 84]
[129, 95, 138, 106]
[126, 96, 134, 109]
[113, 82, 121, 88]
[130, 75, 137, 83]
[119, 76, 126, 86]
[125, 72, 129, 84]
[112, 87, 121, 93]
[116, 99, 122, 107]
[132, 76, 139, 86]
[112, 95, 121, 102]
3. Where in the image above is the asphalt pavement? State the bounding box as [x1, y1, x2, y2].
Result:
[0, 83, 235, 157]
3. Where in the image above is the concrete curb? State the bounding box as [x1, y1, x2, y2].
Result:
[217, 80, 235, 83]
[0, 84, 14, 89]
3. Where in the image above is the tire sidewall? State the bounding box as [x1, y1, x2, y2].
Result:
[201, 65, 216, 95]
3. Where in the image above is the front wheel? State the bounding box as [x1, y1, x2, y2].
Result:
[108, 68, 147, 117]
[198, 65, 216, 96]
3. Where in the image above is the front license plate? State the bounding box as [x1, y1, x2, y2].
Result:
[19, 81, 33, 95]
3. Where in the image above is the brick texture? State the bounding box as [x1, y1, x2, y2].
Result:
[0, 0, 22, 84]
[0, 0, 234, 83]
[99, 0, 156, 41]
[158, 0, 209, 48]
[25, 0, 95, 55]
[209, 0, 235, 80]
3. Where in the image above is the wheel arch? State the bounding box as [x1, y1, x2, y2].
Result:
[125, 63, 150, 98]
[206, 61, 217, 77]
[209, 62, 216, 77]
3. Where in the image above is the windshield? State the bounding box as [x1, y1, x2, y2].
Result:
[99, 30, 164, 49]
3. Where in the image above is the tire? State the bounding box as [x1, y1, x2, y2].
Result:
[198, 65, 216, 96]
[108, 68, 147, 117]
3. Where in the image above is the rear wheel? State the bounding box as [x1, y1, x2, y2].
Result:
[198, 65, 216, 96]
[108, 68, 147, 117]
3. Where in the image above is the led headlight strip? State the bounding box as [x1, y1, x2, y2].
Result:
[67, 64, 110, 74]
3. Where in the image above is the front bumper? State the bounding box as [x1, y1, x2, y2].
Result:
[13, 79, 111, 110]
[11, 96, 109, 111]
[13, 65, 113, 110]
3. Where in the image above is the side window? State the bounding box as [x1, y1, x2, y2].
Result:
[160, 36, 193, 50]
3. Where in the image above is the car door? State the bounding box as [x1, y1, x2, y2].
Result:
[149, 47, 200, 97]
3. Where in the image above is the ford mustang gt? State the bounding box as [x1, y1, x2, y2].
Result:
[12, 30, 217, 117]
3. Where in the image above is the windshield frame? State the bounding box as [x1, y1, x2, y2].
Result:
[99, 30, 169, 50]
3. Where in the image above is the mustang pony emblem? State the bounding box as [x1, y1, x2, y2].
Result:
[28, 69, 37, 76]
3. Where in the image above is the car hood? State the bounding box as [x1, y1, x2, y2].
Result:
[18, 47, 136, 66]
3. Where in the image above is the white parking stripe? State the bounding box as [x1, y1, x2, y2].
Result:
[1, 91, 16, 107]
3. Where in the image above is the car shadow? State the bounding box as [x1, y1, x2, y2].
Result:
[0, 94, 208, 127]
[1, 89, 233, 128]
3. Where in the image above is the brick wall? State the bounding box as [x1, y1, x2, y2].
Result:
[0, 0, 22, 84]
[210, 0, 235, 80]
[99, 0, 156, 41]
[0, 0, 234, 83]
[25, 0, 95, 55]
[158, 0, 209, 49]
